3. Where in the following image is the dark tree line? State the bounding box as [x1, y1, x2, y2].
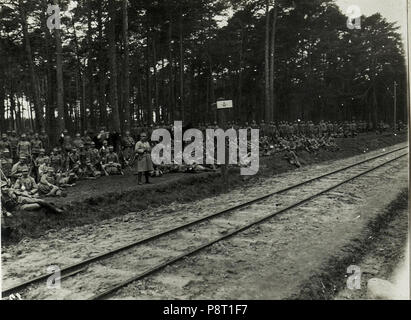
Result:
[0, 0, 407, 143]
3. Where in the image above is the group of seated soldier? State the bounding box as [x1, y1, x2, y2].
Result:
[0, 119, 405, 200]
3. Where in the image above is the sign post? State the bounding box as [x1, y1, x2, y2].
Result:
[393, 81, 397, 132]
[216, 99, 233, 191]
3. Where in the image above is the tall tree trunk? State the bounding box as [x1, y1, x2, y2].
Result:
[179, 8, 184, 122]
[122, 0, 131, 131]
[0, 69, 5, 131]
[168, 17, 175, 122]
[238, 24, 244, 122]
[40, 0, 55, 138]
[52, 0, 65, 133]
[145, 32, 152, 125]
[19, 0, 45, 131]
[108, 0, 121, 132]
[9, 90, 16, 130]
[264, 0, 270, 121]
[372, 83, 378, 129]
[152, 38, 159, 123]
[16, 95, 23, 131]
[87, 1, 95, 131]
[269, 1, 278, 122]
[71, 15, 86, 134]
[97, 4, 106, 129]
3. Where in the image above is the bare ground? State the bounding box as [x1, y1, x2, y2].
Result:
[1, 142, 408, 299]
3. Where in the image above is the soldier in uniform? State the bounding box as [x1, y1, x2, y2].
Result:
[0, 149, 13, 178]
[38, 167, 63, 196]
[61, 130, 73, 155]
[13, 166, 38, 196]
[72, 133, 84, 149]
[31, 133, 43, 160]
[50, 148, 64, 173]
[80, 145, 100, 178]
[102, 146, 123, 176]
[34, 149, 50, 181]
[11, 156, 30, 180]
[2, 177, 64, 214]
[135, 132, 154, 185]
[121, 130, 136, 166]
[27, 130, 34, 142]
[99, 140, 109, 159]
[17, 134, 31, 159]
[0, 134, 11, 153]
[83, 130, 93, 146]
[89, 141, 102, 171]
[97, 129, 109, 149]
[39, 130, 50, 152]
[38, 157, 51, 179]
[9, 131, 19, 162]
[66, 147, 80, 171]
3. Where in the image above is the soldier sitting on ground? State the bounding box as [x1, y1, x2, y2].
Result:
[11, 156, 31, 181]
[1, 178, 64, 214]
[38, 157, 51, 179]
[102, 146, 123, 176]
[79, 145, 100, 179]
[13, 166, 38, 196]
[50, 147, 64, 173]
[66, 147, 80, 171]
[283, 146, 301, 168]
[38, 167, 64, 197]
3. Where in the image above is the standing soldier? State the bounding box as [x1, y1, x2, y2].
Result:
[0, 149, 13, 178]
[39, 130, 50, 153]
[31, 133, 43, 160]
[0, 134, 11, 153]
[17, 134, 32, 158]
[9, 131, 19, 162]
[62, 130, 74, 155]
[134, 132, 153, 185]
[27, 130, 35, 142]
[121, 131, 135, 165]
[260, 120, 267, 137]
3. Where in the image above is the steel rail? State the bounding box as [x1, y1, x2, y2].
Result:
[89, 152, 407, 300]
[2, 145, 407, 297]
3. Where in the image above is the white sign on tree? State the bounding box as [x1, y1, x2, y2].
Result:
[216, 100, 233, 109]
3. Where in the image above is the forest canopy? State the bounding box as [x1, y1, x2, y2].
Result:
[0, 0, 407, 141]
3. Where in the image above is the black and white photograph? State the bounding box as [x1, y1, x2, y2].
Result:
[0, 0, 410, 306]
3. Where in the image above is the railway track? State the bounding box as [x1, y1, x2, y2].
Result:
[2, 145, 408, 300]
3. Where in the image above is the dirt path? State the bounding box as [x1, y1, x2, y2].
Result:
[1, 143, 407, 299]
